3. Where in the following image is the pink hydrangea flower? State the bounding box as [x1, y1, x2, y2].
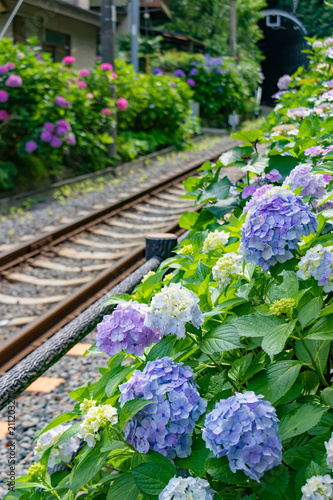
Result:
[112, 72, 117, 79]
[25, 140, 38, 153]
[102, 108, 111, 115]
[79, 69, 90, 77]
[0, 66, 8, 74]
[169, 82, 176, 87]
[0, 90, 9, 103]
[5, 74, 22, 87]
[86, 92, 94, 99]
[0, 110, 8, 120]
[77, 80, 87, 89]
[117, 97, 129, 111]
[324, 174, 333, 184]
[101, 63, 113, 71]
[62, 55, 76, 65]
[6, 62, 15, 70]
[187, 78, 195, 87]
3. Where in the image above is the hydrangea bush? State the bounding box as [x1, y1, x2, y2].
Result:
[0, 38, 196, 190]
[7, 35, 333, 500]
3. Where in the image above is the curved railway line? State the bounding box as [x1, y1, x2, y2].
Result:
[0, 138, 241, 375]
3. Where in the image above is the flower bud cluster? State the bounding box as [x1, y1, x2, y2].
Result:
[79, 403, 118, 447]
[212, 252, 243, 288]
[202, 229, 229, 253]
[270, 298, 295, 316]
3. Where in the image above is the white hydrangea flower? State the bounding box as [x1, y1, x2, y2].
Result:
[80, 398, 97, 415]
[301, 475, 333, 500]
[325, 434, 333, 470]
[159, 476, 215, 500]
[34, 424, 80, 468]
[297, 244, 333, 292]
[202, 229, 229, 253]
[212, 252, 243, 288]
[146, 283, 203, 338]
[79, 404, 118, 447]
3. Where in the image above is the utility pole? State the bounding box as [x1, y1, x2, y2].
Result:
[101, 0, 117, 157]
[131, 0, 139, 71]
[229, 0, 237, 58]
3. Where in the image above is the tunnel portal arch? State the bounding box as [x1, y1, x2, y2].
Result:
[258, 9, 308, 105]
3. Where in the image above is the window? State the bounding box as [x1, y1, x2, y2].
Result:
[43, 29, 71, 62]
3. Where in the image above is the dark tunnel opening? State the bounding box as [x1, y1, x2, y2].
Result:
[258, 11, 309, 106]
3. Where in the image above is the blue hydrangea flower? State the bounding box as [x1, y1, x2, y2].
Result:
[119, 357, 207, 459]
[202, 391, 282, 482]
[146, 283, 203, 338]
[297, 244, 333, 292]
[175, 69, 186, 77]
[284, 164, 328, 199]
[96, 300, 161, 356]
[240, 186, 318, 270]
[159, 476, 215, 499]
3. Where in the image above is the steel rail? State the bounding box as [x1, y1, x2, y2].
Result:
[0, 143, 233, 271]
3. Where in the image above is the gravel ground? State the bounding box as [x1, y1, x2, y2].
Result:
[0, 328, 108, 496]
[0, 136, 229, 248]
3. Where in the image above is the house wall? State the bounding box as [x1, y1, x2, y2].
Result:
[0, 2, 98, 68]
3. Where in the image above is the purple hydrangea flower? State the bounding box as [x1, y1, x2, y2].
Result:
[323, 79, 333, 88]
[324, 37, 333, 46]
[119, 357, 207, 459]
[305, 146, 324, 157]
[240, 186, 318, 270]
[187, 78, 195, 87]
[55, 95, 71, 108]
[6, 62, 15, 70]
[40, 130, 52, 142]
[5, 74, 22, 88]
[202, 391, 282, 482]
[56, 126, 68, 136]
[175, 69, 186, 77]
[65, 135, 76, 146]
[277, 74, 291, 90]
[152, 68, 163, 75]
[297, 244, 333, 292]
[189, 68, 198, 76]
[96, 300, 161, 356]
[56, 119, 71, 132]
[322, 90, 333, 102]
[43, 122, 54, 133]
[25, 140, 38, 153]
[242, 184, 259, 199]
[266, 169, 282, 183]
[0, 65, 8, 74]
[284, 164, 328, 199]
[0, 90, 9, 103]
[50, 136, 62, 148]
[287, 107, 311, 119]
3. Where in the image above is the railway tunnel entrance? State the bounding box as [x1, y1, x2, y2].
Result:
[258, 9, 308, 105]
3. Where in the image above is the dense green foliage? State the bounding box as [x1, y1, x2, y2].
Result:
[152, 52, 261, 126]
[7, 36, 333, 500]
[166, 0, 266, 60]
[279, 0, 333, 37]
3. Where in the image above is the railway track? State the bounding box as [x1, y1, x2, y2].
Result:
[0, 139, 240, 375]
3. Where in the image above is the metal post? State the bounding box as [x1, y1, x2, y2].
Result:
[101, 0, 117, 157]
[229, 0, 237, 57]
[0, 0, 24, 40]
[131, 0, 139, 72]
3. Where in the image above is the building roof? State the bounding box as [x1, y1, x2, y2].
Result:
[4, 0, 101, 27]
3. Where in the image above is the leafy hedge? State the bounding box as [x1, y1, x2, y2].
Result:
[0, 38, 197, 190]
[152, 51, 262, 126]
[8, 35, 333, 500]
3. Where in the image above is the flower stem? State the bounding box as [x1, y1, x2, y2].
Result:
[295, 325, 329, 387]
